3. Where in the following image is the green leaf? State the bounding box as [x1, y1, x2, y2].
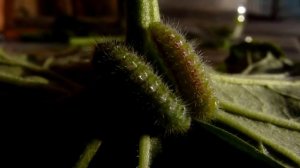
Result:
[0, 49, 83, 93]
[0, 65, 23, 76]
[0, 65, 49, 86]
[242, 53, 293, 75]
[216, 111, 300, 167]
[196, 120, 284, 167]
[211, 72, 300, 167]
[224, 41, 286, 73]
[0, 49, 45, 71]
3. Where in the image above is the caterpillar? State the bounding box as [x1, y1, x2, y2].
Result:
[149, 22, 218, 121]
[92, 42, 191, 135]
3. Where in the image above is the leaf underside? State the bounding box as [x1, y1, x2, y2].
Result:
[212, 73, 300, 167]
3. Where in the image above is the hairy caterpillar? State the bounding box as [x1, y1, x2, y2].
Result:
[92, 42, 191, 135]
[149, 22, 217, 121]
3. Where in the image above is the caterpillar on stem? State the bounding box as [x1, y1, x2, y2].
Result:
[92, 42, 191, 135]
[148, 22, 218, 121]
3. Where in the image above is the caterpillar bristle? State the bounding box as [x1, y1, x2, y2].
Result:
[93, 42, 191, 135]
[149, 22, 218, 121]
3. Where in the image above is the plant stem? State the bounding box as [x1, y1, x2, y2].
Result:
[126, 0, 160, 52]
[149, 0, 160, 23]
[74, 139, 102, 168]
[125, 0, 171, 88]
[70, 36, 125, 46]
[139, 135, 151, 168]
[220, 101, 300, 131]
[212, 73, 300, 86]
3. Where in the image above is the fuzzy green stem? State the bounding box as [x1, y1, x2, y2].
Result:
[149, 0, 160, 23]
[220, 101, 300, 131]
[139, 135, 151, 168]
[216, 111, 300, 166]
[74, 139, 102, 168]
[126, 0, 160, 52]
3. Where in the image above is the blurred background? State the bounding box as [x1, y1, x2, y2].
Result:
[0, 0, 299, 66]
[159, 0, 300, 66]
[1, 1, 299, 168]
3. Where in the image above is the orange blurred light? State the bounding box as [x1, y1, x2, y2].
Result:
[0, 0, 4, 31]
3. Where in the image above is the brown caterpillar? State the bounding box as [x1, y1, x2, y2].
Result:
[149, 22, 218, 121]
[93, 42, 191, 135]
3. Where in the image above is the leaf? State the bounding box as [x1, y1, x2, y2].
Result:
[242, 53, 293, 75]
[0, 49, 83, 94]
[211, 72, 300, 167]
[0, 65, 23, 76]
[0, 65, 49, 86]
[0, 49, 45, 71]
[224, 41, 286, 73]
[216, 111, 300, 167]
[196, 120, 284, 167]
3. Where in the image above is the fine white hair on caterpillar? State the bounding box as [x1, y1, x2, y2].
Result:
[149, 22, 218, 121]
[93, 42, 191, 135]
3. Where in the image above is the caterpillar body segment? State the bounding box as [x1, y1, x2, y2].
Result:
[149, 22, 218, 121]
[93, 42, 191, 135]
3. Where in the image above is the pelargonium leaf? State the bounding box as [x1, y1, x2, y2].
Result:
[212, 72, 300, 167]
